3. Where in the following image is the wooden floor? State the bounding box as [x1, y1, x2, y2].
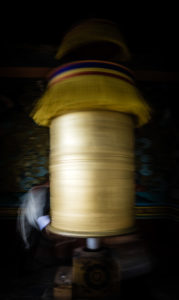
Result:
[0, 219, 178, 299]
[1, 262, 178, 299]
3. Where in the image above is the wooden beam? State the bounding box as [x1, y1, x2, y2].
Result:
[0, 67, 51, 78]
[135, 70, 179, 82]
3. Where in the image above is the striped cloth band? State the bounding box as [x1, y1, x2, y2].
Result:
[48, 60, 135, 87]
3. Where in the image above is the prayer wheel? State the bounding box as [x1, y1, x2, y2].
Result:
[31, 19, 151, 238]
[48, 111, 135, 237]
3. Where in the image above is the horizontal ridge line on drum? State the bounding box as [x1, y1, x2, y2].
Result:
[51, 211, 134, 217]
[50, 154, 134, 161]
[50, 152, 134, 156]
[47, 225, 136, 237]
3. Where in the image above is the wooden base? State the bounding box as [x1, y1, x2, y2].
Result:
[53, 247, 121, 300]
[53, 235, 152, 299]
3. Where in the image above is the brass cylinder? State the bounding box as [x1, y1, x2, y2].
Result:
[48, 111, 135, 237]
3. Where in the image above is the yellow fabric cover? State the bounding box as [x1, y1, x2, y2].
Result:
[56, 19, 131, 62]
[31, 63, 150, 127]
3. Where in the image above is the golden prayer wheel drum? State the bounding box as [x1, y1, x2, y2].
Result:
[48, 110, 135, 237]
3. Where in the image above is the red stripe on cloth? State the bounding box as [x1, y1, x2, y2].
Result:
[47, 60, 134, 79]
[48, 70, 135, 87]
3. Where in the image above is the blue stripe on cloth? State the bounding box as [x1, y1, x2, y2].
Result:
[48, 61, 134, 81]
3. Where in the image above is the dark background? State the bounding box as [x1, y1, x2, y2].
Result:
[1, 2, 179, 68]
[0, 3, 179, 299]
